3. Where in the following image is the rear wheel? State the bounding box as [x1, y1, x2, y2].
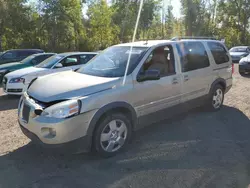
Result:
[207, 85, 224, 111]
[93, 113, 132, 157]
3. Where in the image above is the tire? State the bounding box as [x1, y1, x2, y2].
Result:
[239, 71, 245, 76]
[206, 84, 224, 111]
[93, 112, 132, 158]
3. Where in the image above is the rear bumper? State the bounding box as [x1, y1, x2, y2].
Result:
[20, 123, 92, 153]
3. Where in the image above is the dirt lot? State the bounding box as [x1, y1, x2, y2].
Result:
[0, 65, 250, 188]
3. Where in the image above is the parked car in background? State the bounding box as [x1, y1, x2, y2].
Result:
[0, 49, 44, 65]
[239, 54, 250, 76]
[3, 52, 98, 95]
[17, 38, 233, 157]
[0, 53, 55, 83]
[229, 46, 250, 63]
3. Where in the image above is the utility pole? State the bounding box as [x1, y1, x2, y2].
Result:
[161, 0, 165, 39]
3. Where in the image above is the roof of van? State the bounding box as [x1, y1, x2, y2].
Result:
[115, 39, 223, 48]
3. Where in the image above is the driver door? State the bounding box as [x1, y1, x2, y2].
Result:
[133, 44, 182, 124]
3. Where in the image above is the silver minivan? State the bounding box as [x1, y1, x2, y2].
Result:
[18, 38, 233, 157]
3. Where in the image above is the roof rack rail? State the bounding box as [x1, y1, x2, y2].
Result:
[171, 36, 217, 41]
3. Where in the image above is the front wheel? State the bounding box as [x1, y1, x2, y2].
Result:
[207, 85, 224, 111]
[239, 71, 247, 76]
[93, 113, 132, 157]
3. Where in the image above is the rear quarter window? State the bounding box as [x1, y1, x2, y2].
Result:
[208, 42, 229, 64]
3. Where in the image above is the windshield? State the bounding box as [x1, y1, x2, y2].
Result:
[230, 47, 248, 52]
[20, 55, 36, 64]
[78, 46, 148, 77]
[36, 55, 64, 68]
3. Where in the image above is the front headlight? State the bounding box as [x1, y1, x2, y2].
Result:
[0, 69, 7, 73]
[9, 77, 25, 83]
[41, 100, 81, 119]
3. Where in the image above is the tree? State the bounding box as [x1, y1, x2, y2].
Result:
[87, 0, 120, 50]
[39, 0, 85, 52]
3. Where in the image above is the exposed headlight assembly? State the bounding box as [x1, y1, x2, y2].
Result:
[41, 100, 81, 119]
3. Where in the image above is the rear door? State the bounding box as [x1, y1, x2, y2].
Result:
[177, 41, 213, 103]
[207, 41, 232, 80]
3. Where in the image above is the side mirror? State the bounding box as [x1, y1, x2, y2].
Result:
[137, 69, 160, 82]
[55, 63, 63, 68]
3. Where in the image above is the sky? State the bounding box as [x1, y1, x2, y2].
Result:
[28, 0, 182, 18]
[170, 0, 181, 18]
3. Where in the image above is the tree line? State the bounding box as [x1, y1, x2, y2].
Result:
[0, 0, 249, 52]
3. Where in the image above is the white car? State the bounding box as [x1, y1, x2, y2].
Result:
[2, 52, 98, 95]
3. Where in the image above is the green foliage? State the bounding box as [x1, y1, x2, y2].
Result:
[1, 0, 250, 52]
[87, 0, 120, 50]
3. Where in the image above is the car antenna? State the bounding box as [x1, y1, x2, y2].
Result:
[122, 0, 144, 86]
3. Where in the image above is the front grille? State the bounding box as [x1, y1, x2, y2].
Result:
[7, 89, 23, 93]
[22, 104, 30, 123]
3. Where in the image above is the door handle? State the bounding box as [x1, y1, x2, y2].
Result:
[172, 78, 179, 85]
[184, 75, 189, 81]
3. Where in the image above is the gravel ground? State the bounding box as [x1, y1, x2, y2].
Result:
[0, 64, 250, 188]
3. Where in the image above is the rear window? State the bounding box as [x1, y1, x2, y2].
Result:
[208, 42, 229, 64]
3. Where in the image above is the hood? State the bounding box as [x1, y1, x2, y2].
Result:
[28, 71, 120, 103]
[229, 52, 248, 57]
[239, 56, 250, 64]
[5, 66, 46, 78]
[0, 62, 31, 71]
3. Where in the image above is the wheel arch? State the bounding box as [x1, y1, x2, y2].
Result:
[209, 78, 226, 94]
[87, 102, 137, 139]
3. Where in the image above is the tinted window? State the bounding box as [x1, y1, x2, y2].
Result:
[178, 42, 209, 72]
[17, 51, 37, 57]
[208, 42, 229, 64]
[80, 54, 96, 64]
[2, 51, 17, 59]
[32, 54, 53, 65]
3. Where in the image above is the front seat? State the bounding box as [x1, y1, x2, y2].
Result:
[148, 49, 168, 75]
